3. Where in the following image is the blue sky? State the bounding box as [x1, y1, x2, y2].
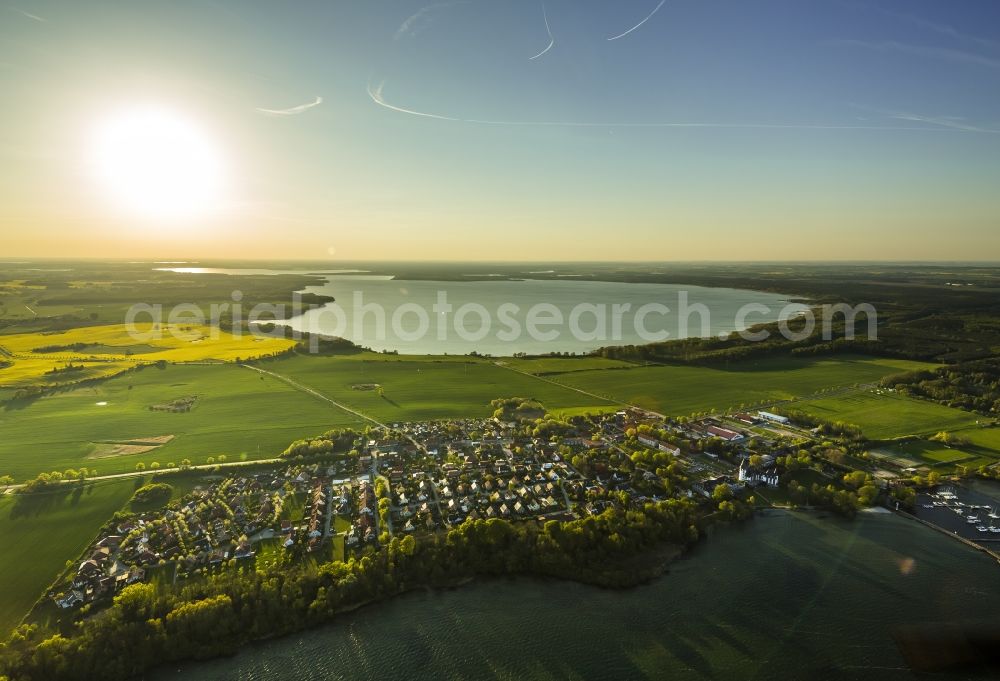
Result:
[2, 0, 999, 260]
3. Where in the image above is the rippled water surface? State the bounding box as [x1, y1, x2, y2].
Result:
[153, 511, 1000, 681]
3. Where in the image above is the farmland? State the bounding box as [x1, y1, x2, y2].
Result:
[791, 390, 982, 440]
[265, 353, 615, 423]
[553, 355, 934, 416]
[0, 351, 948, 483]
[0, 363, 363, 481]
[502, 356, 637, 375]
[0, 478, 137, 637]
[790, 389, 1000, 472]
[0, 323, 295, 388]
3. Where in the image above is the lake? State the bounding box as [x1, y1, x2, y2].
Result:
[278, 275, 808, 355]
[151, 511, 1000, 680]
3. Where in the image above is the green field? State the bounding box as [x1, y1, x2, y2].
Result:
[0, 479, 137, 636]
[0, 363, 363, 481]
[874, 440, 974, 469]
[793, 390, 981, 440]
[554, 355, 933, 416]
[269, 353, 614, 423]
[502, 356, 637, 375]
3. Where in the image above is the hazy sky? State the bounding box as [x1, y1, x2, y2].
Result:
[2, 0, 999, 261]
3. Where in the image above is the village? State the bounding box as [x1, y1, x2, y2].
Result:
[51, 406, 816, 612]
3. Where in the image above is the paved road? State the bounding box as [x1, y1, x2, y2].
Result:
[1, 457, 285, 494]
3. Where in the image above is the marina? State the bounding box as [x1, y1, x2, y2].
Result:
[913, 485, 1000, 543]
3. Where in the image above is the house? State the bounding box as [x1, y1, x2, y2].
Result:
[758, 411, 790, 425]
[737, 458, 779, 487]
[55, 590, 85, 609]
[705, 425, 745, 442]
[96, 535, 123, 549]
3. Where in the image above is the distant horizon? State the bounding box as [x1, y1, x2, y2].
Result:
[4, 256, 1000, 266]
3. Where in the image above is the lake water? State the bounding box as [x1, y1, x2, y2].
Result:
[282, 276, 808, 356]
[153, 267, 808, 355]
[151, 512, 1000, 681]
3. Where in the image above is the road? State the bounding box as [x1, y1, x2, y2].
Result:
[0, 363, 415, 495]
[323, 482, 334, 538]
[1, 457, 285, 494]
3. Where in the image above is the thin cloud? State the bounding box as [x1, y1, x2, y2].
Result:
[395, 2, 466, 41]
[367, 80, 990, 133]
[836, 39, 1000, 71]
[887, 112, 996, 134]
[608, 0, 667, 42]
[256, 96, 323, 116]
[368, 82, 461, 122]
[10, 7, 46, 22]
[529, 4, 555, 60]
[861, 4, 1000, 51]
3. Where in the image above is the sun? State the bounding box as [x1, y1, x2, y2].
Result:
[88, 106, 227, 220]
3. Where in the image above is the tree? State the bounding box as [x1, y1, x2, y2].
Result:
[134, 462, 146, 472]
[113, 583, 157, 621]
[149, 462, 160, 470]
[842, 470, 867, 489]
[857, 484, 878, 507]
[712, 483, 732, 502]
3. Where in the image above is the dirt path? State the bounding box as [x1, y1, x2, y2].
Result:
[240, 363, 390, 429]
[492, 360, 664, 417]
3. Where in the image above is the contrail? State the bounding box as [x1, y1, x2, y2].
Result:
[11, 7, 46, 22]
[367, 82, 461, 122]
[367, 81, 994, 132]
[608, 0, 667, 41]
[256, 96, 323, 116]
[529, 4, 555, 60]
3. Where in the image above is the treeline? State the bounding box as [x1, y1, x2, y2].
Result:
[490, 397, 544, 422]
[881, 358, 1000, 416]
[31, 343, 90, 353]
[785, 481, 866, 518]
[43, 363, 86, 376]
[279, 427, 363, 458]
[0, 501, 700, 681]
[16, 469, 92, 493]
[130, 483, 173, 506]
[592, 313, 903, 366]
[771, 408, 864, 442]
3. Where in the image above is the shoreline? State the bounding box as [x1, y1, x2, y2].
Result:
[139, 541, 689, 679]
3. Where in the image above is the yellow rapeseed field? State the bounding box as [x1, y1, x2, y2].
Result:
[0, 323, 295, 387]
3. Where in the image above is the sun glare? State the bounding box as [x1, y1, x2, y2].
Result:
[88, 106, 226, 220]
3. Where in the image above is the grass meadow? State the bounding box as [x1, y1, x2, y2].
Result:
[554, 355, 933, 416]
[269, 353, 615, 423]
[502, 356, 638, 375]
[792, 390, 981, 439]
[0, 363, 362, 481]
[0, 478, 137, 637]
